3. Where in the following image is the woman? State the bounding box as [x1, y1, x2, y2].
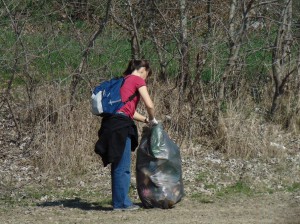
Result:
[95, 59, 158, 211]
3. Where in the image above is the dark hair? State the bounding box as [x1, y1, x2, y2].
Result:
[123, 59, 152, 77]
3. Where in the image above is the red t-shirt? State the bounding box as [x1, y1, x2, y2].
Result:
[118, 75, 146, 119]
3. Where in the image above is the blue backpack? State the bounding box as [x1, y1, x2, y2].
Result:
[91, 77, 136, 116]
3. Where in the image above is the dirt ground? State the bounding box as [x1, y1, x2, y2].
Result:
[1, 192, 300, 224]
[1, 151, 300, 224]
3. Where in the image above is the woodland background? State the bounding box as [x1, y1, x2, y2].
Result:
[1, 0, 300, 176]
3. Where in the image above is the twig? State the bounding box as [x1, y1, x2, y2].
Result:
[69, 0, 112, 111]
[4, 96, 21, 141]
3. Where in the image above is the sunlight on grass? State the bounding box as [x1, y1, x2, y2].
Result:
[191, 193, 214, 203]
[217, 181, 253, 197]
[286, 182, 300, 192]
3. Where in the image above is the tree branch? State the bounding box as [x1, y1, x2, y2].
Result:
[69, 0, 112, 110]
[111, 2, 132, 31]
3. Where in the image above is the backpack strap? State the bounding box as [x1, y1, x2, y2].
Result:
[123, 91, 138, 104]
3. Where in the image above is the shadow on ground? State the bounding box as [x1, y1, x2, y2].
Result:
[37, 198, 112, 211]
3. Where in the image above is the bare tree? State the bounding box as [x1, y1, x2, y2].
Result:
[270, 0, 294, 115]
[149, 23, 168, 81]
[69, 0, 112, 110]
[218, 0, 255, 106]
[1, 0, 31, 140]
[207, 0, 212, 34]
[296, 48, 300, 112]
[178, 0, 189, 95]
[127, 0, 142, 59]
[110, 0, 143, 59]
[213, 0, 256, 150]
[149, 1, 180, 82]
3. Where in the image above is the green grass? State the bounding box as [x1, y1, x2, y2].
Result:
[0, 28, 82, 85]
[95, 198, 112, 207]
[0, 20, 183, 88]
[216, 181, 253, 197]
[194, 172, 255, 202]
[286, 182, 300, 192]
[0, 15, 285, 94]
[0, 184, 111, 208]
[191, 193, 214, 203]
[195, 172, 209, 182]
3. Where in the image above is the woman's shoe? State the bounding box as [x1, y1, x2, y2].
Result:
[113, 204, 140, 211]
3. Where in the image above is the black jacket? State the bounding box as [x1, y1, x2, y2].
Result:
[95, 114, 138, 167]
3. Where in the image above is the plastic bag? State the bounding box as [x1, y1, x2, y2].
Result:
[136, 124, 184, 209]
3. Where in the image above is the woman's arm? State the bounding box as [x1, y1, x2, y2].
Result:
[138, 86, 155, 120]
[133, 111, 148, 123]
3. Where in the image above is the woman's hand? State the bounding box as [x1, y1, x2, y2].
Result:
[149, 118, 158, 126]
[133, 111, 150, 123]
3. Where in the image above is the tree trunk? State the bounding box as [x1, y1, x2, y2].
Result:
[127, 0, 141, 59]
[270, 0, 293, 115]
[178, 0, 189, 97]
[207, 0, 212, 34]
[216, 0, 255, 151]
[69, 0, 112, 111]
[150, 23, 167, 81]
[219, 0, 236, 108]
[218, 0, 255, 107]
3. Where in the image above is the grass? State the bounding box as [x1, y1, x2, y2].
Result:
[193, 170, 256, 202]
[256, 182, 300, 195]
[195, 171, 209, 182]
[191, 181, 254, 203]
[286, 182, 300, 192]
[243, 33, 273, 79]
[0, 184, 111, 208]
[0, 23, 180, 87]
[191, 193, 214, 203]
[216, 181, 253, 197]
[1, 8, 300, 199]
[0, 15, 281, 90]
[3, 180, 298, 208]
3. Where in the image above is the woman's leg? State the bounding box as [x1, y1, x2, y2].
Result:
[111, 137, 132, 209]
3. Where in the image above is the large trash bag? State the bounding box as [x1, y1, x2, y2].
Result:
[136, 123, 184, 209]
